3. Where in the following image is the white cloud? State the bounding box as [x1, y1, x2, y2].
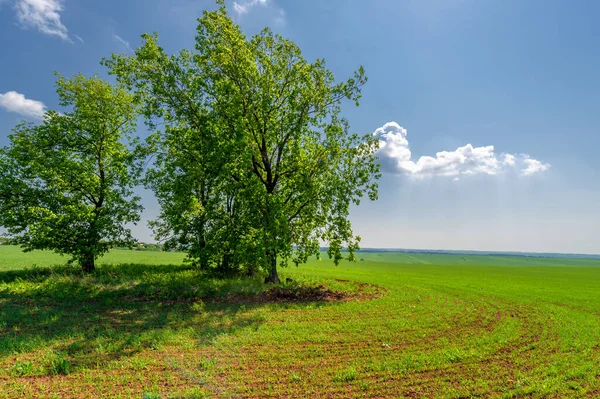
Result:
[231, 0, 285, 26]
[502, 153, 515, 166]
[233, 0, 267, 15]
[14, 0, 70, 41]
[373, 121, 550, 178]
[0, 91, 46, 120]
[112, 34, 133, 53]
[74, 33, 83, 44]
[521, 158, 551, 176]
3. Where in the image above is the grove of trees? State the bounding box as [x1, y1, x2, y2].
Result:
[0, 3, 381, 282]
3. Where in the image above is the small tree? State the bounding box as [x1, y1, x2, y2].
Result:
[0, 74, 143, 272]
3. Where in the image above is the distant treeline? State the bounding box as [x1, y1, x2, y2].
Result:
[116, 243, 189, 252]
[329, 247, 600, 260]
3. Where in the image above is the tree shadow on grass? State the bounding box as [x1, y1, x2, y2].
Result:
[0, 262, 269, 375]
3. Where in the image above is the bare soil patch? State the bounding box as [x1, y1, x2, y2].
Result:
[204, 280, 387, 305]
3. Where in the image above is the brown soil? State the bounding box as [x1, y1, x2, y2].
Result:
[204, 281, 387, 305]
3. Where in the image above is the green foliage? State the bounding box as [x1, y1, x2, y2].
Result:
[103, 29, 256, 276]
[0, 74, 143, 272]
[103, 5, 380, 281]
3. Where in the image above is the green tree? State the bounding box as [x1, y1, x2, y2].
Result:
[106, 4, 380, 283]
[194, 7, 381, 282]
[103, 32, 257, 275]
[0, 74, 143, 272]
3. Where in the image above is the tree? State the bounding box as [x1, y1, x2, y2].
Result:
[106, 4, 380, 283]
[103, 32, 258, 276]
[194, 7, 382, 283]
[0, 74, 143, 272]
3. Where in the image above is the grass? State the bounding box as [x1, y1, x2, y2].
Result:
[1, 245, 600, 398]
[0, 245, 187, 271]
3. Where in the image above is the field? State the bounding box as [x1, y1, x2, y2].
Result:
[1, 246, 600, 398]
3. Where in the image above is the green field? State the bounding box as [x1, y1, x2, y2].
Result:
[1, 246, 600, 398]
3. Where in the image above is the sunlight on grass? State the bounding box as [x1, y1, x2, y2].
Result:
[1, 246, 600, 398]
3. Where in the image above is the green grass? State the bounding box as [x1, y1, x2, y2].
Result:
[0, 245, 187, 271]
[355, 251, 600, 267]
[1, 245, 600, 398]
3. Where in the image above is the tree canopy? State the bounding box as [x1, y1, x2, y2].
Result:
[0, 74, 143, 272]
[104, 5, 380, 282]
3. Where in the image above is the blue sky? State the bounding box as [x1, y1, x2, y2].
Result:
[0, 0, 598, 254]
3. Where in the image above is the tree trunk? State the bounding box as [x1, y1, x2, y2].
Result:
[81, 252, 95, 273]
[220, 252, 232, 275]
[221, 252, 229, 270]
[199, 236, 208, 270]
[264, 251, 280, 284]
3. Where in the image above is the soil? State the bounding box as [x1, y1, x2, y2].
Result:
[204, 280, 387, 305]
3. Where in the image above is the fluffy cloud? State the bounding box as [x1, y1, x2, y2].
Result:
[502, 154, 515, 166]
[233, 0, 267, 15]
[0, 91, 46, 119]
[373, 121, 550, 178]
[521, 158, 551, 176]
[14, 0, 70, 41]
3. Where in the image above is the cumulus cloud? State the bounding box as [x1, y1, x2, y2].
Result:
[112, 34, 133, 53]
[373, 121, 550, 178]
[521, 158, 551, 176]
[14, 0, 70, 41]
[233, 0, 267, 15]
[0, 91, 46, 120]
[502, 153, 515, 166]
